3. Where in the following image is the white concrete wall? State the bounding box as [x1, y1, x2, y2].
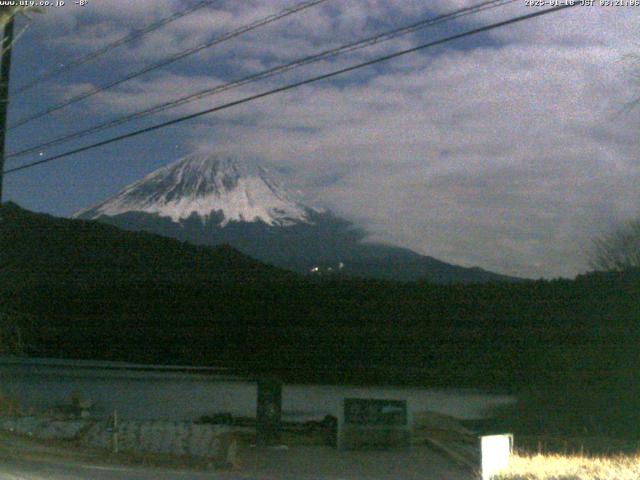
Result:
[0, 357, 515, 422]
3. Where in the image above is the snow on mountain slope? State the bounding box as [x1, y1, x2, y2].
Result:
[72, 152, 519, 283]
[75, 154, 316, 226]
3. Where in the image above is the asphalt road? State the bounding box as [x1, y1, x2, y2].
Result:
[0, 449, 477, 480]
[0, 454, 476, 480]
[0, 456, 255, 480]
[0, 431, 474, 480]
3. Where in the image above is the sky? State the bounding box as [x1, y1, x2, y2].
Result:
[3, 0, 640, 279]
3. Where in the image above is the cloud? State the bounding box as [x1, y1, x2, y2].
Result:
[12, 1, 640, 278]
[185, 38, 640, 278]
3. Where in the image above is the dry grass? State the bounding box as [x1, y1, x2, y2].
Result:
[495, 452, 640, 480]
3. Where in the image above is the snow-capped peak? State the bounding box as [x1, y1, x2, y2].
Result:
[74, 153, 316, 226]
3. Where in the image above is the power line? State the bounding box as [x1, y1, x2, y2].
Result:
[12, 0, 218, 96]
[3, 5, 577, 176]
[8, 0, 330, 130]
[6, 0, 517, 161]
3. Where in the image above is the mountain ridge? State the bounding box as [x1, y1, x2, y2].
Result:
[75, 153, 519, 284]
[75, 153, 316, 227]
[1, 201, 290, 286]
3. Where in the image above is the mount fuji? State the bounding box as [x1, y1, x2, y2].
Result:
[75, 153, 516, 283]
[76, 154, 314, 227]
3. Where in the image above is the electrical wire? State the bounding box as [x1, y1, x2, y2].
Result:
[6, 0, 517, 161]
[3, 4, 578, 176]
[8, 0, 330, 129]
[12, 0, 219, 95]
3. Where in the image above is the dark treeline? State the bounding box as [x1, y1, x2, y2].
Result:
[4, 272, 639, 384]
[2, 202, 640, 435]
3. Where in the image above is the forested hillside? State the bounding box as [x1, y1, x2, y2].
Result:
[2, 202, 640, 434]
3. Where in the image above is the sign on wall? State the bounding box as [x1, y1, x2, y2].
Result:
[343, 398, 407, 426]
[338, 398, 411, 450]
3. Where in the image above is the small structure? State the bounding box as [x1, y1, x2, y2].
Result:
[480, 433, 513, 480]
[337, 398, 411, 450]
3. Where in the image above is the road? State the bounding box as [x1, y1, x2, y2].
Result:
[0, 432, 475, 479]
[0, 454, 475, 480]
[0, 456, 249, 480]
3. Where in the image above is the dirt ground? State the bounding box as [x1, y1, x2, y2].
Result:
[237, 444, 477, 479]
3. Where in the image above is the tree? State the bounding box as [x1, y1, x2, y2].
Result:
[589, 219, 640, 272]
[0, 6, 43, 26]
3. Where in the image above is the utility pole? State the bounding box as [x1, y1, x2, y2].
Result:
[256, 375, 282, 447]
[0, 13, 14, 204]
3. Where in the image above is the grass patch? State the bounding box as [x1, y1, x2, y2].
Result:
[514, 435, 640, 456]
[495, 452, 640, 479]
